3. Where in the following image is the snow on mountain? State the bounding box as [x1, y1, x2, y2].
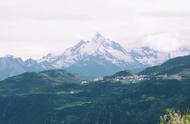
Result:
[1, 33, 189, 80]
[41, 33, 137, 69]
[130, 47, 170, 66]
[40, 33, 190, 79]
[130, 47, 190, 66]
[40, 33, 146, 78]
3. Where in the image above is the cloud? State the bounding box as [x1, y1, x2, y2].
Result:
[143, 11, 190, 18]
[0, 0, 190, 59]
[141, 33, 181, 52]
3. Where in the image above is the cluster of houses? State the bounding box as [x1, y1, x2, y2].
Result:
[80, 74, 183, 85]
[81, 76, 104, 84]
[113, 75, 150, 82]
[80, 75, 152, 84]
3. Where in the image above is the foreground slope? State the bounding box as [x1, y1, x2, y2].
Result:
[0, 54, 190, 124]
[0, 77, 190, 124]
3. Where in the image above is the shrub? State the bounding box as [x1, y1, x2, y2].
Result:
[160, 109, 190, 124]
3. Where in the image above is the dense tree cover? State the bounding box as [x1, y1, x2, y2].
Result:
[0, 55, 190, 124]
[0, 76, 190, 124]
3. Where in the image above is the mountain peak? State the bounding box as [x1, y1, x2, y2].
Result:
[95, 32, 103, 38]
[91, 32, 107, 43]
[40, 32, 140, 76]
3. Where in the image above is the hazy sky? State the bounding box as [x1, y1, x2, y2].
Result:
[0, 0, 190, 59]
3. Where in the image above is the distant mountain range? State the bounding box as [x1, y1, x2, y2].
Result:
[0, 33, 189, 80]
[0, 56, 54, 80]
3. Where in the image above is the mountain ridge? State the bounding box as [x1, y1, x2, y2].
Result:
[40, 33, 146, 78]
[0, 55, 55, 80]
[0, 33, 190, 80]
[41, 33, 137, 68]
[140, 54, 190, 79]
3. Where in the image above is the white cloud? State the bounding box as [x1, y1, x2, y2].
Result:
[141, 33, 181, 52]
[0, 0, 190, 59]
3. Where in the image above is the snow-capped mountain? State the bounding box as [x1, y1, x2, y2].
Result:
[42, 33, 137, 67]
[131, 47, 190, 66]
[0, 55, 53, 80]
[41, 33, 146, 78]
[0, 33, 189, 80]
[130, 47, 170, 66]
[40, 33, 190, 78]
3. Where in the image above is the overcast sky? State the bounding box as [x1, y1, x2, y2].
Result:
[0, 0, 190, 59]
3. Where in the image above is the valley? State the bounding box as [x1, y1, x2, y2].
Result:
[0, 55, 190, 124]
